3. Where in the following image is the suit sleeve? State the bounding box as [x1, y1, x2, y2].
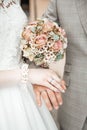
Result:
[42, 0, 59, 23]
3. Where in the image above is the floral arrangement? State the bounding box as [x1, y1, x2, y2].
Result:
[20, 19, 67, 67]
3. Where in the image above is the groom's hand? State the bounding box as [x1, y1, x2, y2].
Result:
[33, 84, 64, 111]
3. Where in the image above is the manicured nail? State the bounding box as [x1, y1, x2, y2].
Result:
[62, 90, 65, 93]
[59, 102, 63, 105]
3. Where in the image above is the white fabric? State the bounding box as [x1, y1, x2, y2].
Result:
[0, 1, 58, 130]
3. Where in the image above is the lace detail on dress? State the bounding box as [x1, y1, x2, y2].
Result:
[0, 0, 28, 70]
[0, 0, 19, 8]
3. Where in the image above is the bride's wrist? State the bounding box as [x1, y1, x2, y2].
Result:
[20, 65, 37, 84]
[20, 63, 29, 84]
[11, 69, 21, 84]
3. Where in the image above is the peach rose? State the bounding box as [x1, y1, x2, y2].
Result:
[52, 40, 63, 52]
[58, 27, 66, 36]
[22, 28, 32, 41]
[35, 34, 47, 47]
[43, 21, 54, 32]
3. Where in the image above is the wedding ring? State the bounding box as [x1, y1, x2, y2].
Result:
[48, 78, 55, 84]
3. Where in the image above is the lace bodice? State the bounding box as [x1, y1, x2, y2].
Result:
[0, 0, 28, 70]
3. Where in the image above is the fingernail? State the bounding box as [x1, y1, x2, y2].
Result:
[59, 102, 63, 105]
[62, 90, 65, 93]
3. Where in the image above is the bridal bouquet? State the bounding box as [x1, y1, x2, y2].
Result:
[20, 19, 67, 68]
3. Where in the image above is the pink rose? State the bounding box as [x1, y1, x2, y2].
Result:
[43, 21, 54, 32]
[58, 27, 66, 36]
[52, 40, 63, 52]
[35, 34, 47, 48]
[22, 28, 32, 41]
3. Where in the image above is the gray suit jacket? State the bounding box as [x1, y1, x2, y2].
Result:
[43, 0, 87, 130]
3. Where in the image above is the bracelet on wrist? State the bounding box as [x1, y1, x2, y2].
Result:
[21, 63, 29, 84]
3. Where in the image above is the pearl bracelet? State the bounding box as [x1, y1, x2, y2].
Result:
[21, 63, 29, 84]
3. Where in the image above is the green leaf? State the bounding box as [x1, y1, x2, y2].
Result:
[56, 53, 64, 60]
[53, 34, 59, 41]
[30, 27, 36, 33]
[34, 56, 44, 66]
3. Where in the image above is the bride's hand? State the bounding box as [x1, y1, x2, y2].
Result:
[29, 69, 65, 93]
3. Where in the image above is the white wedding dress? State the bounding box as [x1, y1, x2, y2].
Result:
[0, 0, 58, 130]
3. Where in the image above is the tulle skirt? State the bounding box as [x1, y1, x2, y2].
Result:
[0, 82, 58, 130]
